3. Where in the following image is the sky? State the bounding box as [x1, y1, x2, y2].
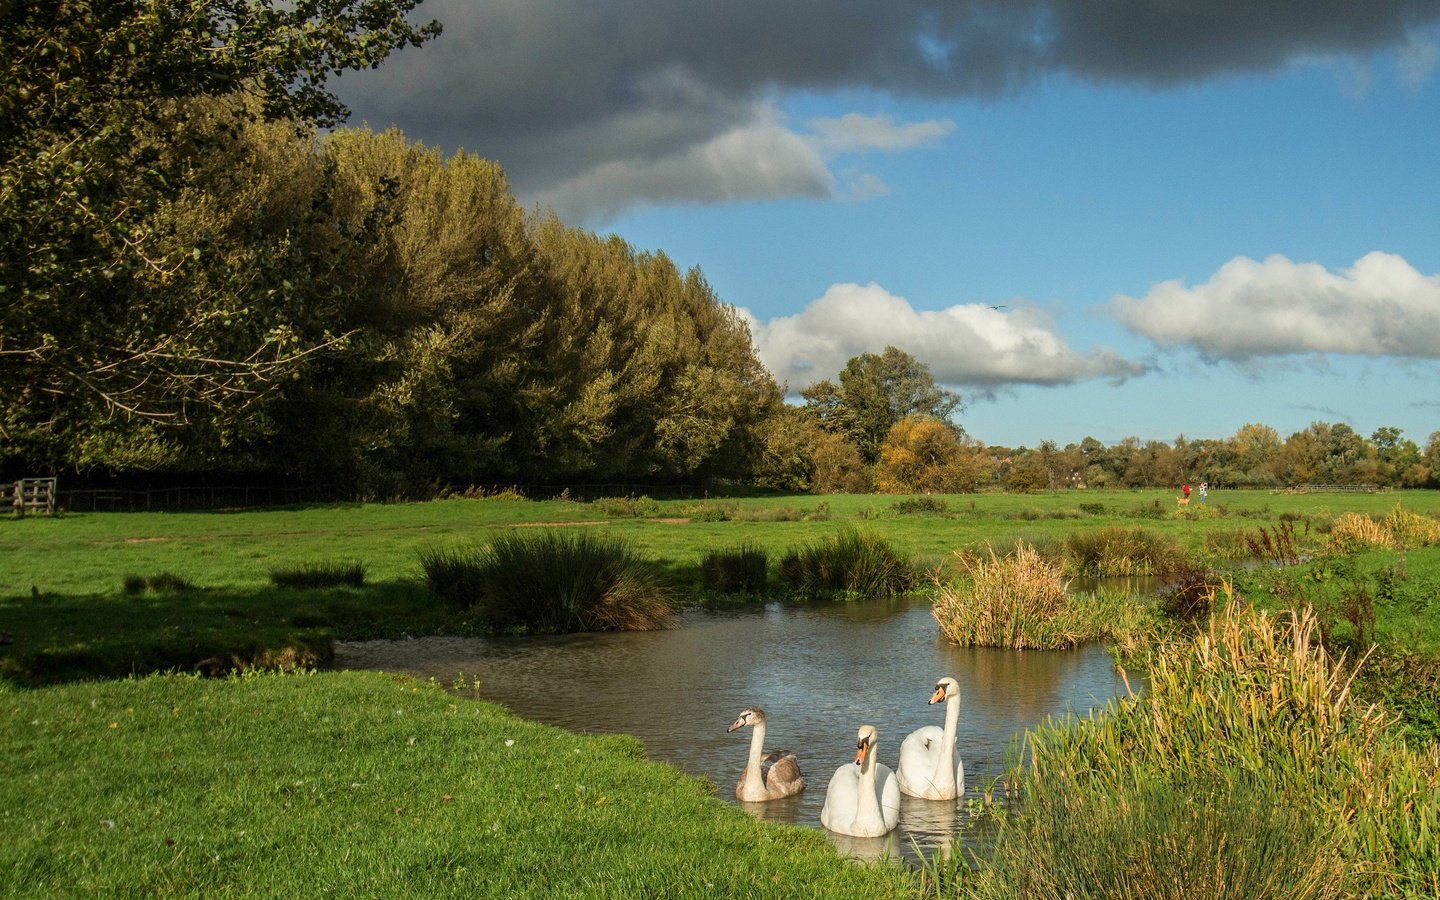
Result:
[333, 0, 1440, 449]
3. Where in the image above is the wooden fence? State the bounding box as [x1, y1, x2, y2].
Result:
[1274, 484, 1388, 495]
[6, 477, 58, 516]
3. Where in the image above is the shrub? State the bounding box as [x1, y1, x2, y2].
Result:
[776, 527, 913, 599]
[1063, 526, 1184, 576]
[418, 530, 671, 632]
[890, 495, 949, 516]
[1245, 519, 1302, 565]
[269, 561, 365, 589]
[1156, 563, 1223, 621]
[681, 503, 735, 522]
[700, 544, 768, 594]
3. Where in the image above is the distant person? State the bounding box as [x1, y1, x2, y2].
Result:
[1182, 483, 1190, 500]
[1199, 482, 1208, 503]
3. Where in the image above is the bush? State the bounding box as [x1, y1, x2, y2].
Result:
[700, 544, 768, 594]
[269, 561, 365, 589]
[777, 527, 913, 599]
[1383, 504, 1440, 549]
[418, 530, 671, 632]
[890, 495, 949, 516]
[1328, 513, 1391, 553]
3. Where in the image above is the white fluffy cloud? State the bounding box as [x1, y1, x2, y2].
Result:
[744, 282, 1147, 392]
[807, 113, 957, 154]
[1112, 252, 1440, 360]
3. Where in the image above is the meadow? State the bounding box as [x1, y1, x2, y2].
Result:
[3, 488, 1439, 897]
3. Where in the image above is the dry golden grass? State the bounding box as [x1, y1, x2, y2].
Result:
[1328, 512, 1392, 552]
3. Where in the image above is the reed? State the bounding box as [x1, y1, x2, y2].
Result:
[418, 530, 671, 632]
[122, 572, 195, 594]
[1244, 518, 1303, 565]
[1062, 526, 1184, 576]
[1014, 588, 1440, 896]
[964, 774, 1345, 900]
[1328, 512, 1393, 552]
[699, 543, 768, 594]
[776, 526, 913, 599]
[1382, 504, 1440, 549]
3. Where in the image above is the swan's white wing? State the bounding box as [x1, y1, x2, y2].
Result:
[896, 725, 943, 796]
[876, 763, 901, 830]
[820, 763, 859, 831]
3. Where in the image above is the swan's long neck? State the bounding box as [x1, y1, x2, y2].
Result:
[857, 743, 882, 820]
[742, 721, 767, 791]
[934, 693, 960, 787]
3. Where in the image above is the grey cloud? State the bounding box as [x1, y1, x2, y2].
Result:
[334, 0, 1440, 217]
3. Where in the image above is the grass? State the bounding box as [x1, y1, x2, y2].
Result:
[269, 560, 366, 589]
[418, 529, 672, 632]
[1059, 526, 1186, 576]
[699, 543, 768, 594]
[4, 490, 1440, 896]
[0, 671, 915, 899]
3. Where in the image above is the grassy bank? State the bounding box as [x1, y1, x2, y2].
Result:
[1, 670, 913, 899]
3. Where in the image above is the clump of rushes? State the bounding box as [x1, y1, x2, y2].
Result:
[269, 561, 365, 589]
[591, 495, 660, 517]
[122, 572, 195, 594]
[1382, 504, 1440, 549]
[890, 495, 948, 515]
[700, 543, 768, 594]
[418, 530, 671, 632]
[1062, 526, 1184, 576]
[1012, 589, 1440, 897]
[964, 773, 1345, 900]
[777, 526, 913, 599]
[1328, 512, 1392, 553]
[932, 541, 1125, 650]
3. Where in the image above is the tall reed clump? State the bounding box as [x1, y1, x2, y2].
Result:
[1062, 526, 1184, 577]
[1382, 504, 1440, 549]
[1005, 587, 1439, 897]
[700, 543, 768, 594]
[1245, 518, 1302, 565]
[1328, 512, 1392, 553]
[418, 530, 671, 632]
[931, 541, 1145, 651]
[776, 526, 913, 599]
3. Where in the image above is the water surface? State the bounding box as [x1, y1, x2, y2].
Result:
[334, 596, 1132, 858]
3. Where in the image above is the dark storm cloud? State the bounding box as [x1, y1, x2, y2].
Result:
[333, 0, 1440, 218]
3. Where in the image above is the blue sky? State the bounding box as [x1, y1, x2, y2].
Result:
[335, 2, 1440, 449]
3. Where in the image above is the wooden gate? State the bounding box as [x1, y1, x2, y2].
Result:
[7, 477, 58, 516]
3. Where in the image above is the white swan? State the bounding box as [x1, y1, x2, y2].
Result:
[727, 707, 804, 801]
[820, 725, 900, 837]
[896, 676, 965, 800]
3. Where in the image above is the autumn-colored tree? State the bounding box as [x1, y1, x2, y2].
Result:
[875, 415, 988, 493]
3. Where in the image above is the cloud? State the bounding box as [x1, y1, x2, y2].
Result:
[335, 1, 1440, 219]
[744, 282, 1148, 393]
[1112, 252, 1440, 361]
[807, 114, 956, 154]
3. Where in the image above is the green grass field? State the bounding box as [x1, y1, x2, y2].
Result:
[3, 488, 1438, 897]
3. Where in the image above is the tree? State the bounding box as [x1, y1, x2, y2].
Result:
[875, 415, 988, 493]
[801, 347, 962, 463]
[1, 0, 440, 466]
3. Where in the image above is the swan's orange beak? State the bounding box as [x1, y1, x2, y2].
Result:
[929, 685, 947, 704]
[853, 741, 868, 766]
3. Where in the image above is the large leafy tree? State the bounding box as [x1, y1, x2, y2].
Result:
[801, 346, 963, 463]
[1, 0, 439, 467]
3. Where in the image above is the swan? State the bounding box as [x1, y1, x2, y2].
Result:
[726, 707, 804, 801]
[896, 676, 965, 800]
[820, 725, 900, 837]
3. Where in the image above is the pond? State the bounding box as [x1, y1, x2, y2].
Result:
[333, 595, 1134, 861]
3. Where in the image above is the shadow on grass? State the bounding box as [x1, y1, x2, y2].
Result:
[0, 580, 471, 687]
